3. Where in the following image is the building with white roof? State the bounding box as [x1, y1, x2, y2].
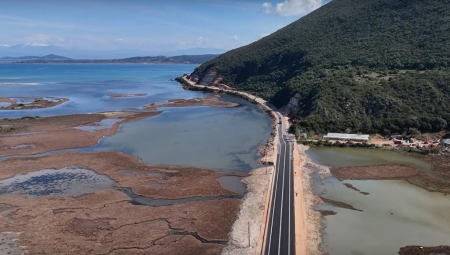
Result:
[323, 133, 369, 141]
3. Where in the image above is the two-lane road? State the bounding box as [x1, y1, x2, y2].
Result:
[265, 113, 295, 255]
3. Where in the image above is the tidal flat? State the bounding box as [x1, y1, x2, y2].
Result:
[307, 147, 450, 255]
[0, 64, 272, 254]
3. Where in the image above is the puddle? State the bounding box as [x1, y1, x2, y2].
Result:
[217, 176, 246, 193]
[120, 188, 242, 207]
[42, 97, 60, 103]
[0, 144, 36, 151]
[117, 170, 168, 179]
[0, 167, 116, 198]
[6, 132, 45, 137]
[73, 119, 121, 132]
[0, 204, 16, 213]
[0, 102, 11, 108]
[9, 97, 34, 104]
[0, 232, 22, 255]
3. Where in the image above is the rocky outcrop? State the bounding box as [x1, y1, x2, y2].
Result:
[198, 69, 220, 86]
[286, 93, 300, 114]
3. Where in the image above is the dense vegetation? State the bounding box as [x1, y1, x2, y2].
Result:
[193, 0, 450, 135]
[18, 54, 219, 64]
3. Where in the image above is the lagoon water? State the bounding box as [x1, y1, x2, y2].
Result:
[84, 95, 271, 172]
[0, 64, 271, 173]
[308, 147, 450, 255]
[0, 64, 201, 118]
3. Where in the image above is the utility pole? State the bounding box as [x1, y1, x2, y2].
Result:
[248, 221, 251, 248]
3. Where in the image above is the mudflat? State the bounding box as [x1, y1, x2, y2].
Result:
[0, 111, 162, 157]
[144, 95, 239, 110]
[0, 97, 69, 110]
[0, 151, 244, 254]
[108, 93, 148, 98]
[330, 157, 450, 194]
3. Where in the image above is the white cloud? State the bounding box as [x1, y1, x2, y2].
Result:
[0, 44, 11, 47]
[262, 0, 323, 16]
[24, 43, 49, 47]
[195, 36, 204, 46]
[262, 2, 272, 13]
[260, 33, 271, 37]
[233, 35, 239, 41]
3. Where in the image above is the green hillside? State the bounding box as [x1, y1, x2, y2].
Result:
[192, 0, 450, 135]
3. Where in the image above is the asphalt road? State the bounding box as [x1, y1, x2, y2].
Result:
[265, 113, 295, 255]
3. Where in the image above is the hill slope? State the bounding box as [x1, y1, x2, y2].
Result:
[192, 0, 450, 135]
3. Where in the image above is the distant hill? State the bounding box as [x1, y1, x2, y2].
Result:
[193, 0, 450, 135]
[15, 54, 220, 64]
[1, 54, 71, 62]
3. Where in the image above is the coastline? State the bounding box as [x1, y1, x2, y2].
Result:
[0, 88, 277, 254]
[177, 75, 314, 255]
[299, 145, 450, 255]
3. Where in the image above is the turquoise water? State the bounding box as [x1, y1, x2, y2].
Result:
[0, 64, 201, 118]
[83, 95, 272, 172]
[0, 64, 272, 173]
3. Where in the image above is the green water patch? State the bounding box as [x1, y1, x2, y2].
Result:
[307, 147, 450, 255]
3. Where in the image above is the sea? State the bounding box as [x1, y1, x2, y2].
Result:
[0, 63, 272, 173]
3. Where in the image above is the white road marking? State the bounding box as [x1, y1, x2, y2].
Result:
[277, 136, 287, 255]
[267, 124, 282, 254]
[288, 142, 292, 255]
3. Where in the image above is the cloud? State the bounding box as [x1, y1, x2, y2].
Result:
[24, 43, 49, 47]
[262, 2, 272, 13]
[233, 35, 239, 41]
[0, 14, 77, 29]
[262, 0, 323, 16]
[260, 33, 271, 37]
[195, 36, 204, 46]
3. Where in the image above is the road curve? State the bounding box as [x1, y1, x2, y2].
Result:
[265, 112, 295, 255]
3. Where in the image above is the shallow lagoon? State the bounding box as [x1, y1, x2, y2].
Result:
[308, 147, 450, 255]
[85, 95, 272, 173]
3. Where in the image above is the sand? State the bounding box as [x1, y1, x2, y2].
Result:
[295, 145, 323, 255]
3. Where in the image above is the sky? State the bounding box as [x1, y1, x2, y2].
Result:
[0, 0, 331, 58]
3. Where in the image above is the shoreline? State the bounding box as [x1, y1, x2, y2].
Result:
[0, 91, 276, 254]
[0, 97, 69, 110]
[302, 145, 450, 255]
[176, 75, 308, 255]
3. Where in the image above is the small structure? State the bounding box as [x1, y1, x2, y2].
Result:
[443, 139, 450, 147]
[323, 133, 369, 142]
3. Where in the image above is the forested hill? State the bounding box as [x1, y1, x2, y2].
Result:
[192, 0, 450, 135]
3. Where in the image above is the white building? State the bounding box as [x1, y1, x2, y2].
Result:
[323, 133, 369, 142]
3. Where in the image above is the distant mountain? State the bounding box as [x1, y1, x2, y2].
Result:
[13, 54, 220, 64]
[1, 54, 71, 61]
[0, 44, 227, 59]
[193, 0, 450, 135]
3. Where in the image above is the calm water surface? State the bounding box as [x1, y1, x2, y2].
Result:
[0, 64, 272, 174]
[84, 95, 272, 172]
[0, 64, 201, 118]
[308, 147, 450, 255]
